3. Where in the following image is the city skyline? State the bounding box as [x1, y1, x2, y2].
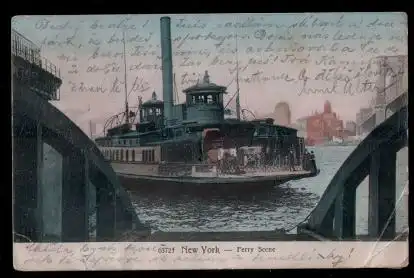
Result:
[256, 99, 350, 123]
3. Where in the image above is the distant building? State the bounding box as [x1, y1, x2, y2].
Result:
[291, 117, 308, 140]
[360, 107, 374, 118]
[295, 116, 308, 131]
[345, 121, 357, 136]
[263, 102, 292, 127]
[356, 107, 374, 135]
[303, 101, 344, 145]
[297, 130, 307, 139]
[273, 102, 291, 127]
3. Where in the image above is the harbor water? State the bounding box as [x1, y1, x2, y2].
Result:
[42, 145, 408, 236]
[129, 146, 409, 235]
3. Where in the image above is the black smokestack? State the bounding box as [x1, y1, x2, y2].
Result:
[160, 16, 174, 126]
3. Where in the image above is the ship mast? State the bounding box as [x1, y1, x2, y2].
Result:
[89, 120, 93, 138]
[122, 29, 129, 125]
[235, 33, 241, 121]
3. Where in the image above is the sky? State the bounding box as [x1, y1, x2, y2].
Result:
[12, 13, 408, 135]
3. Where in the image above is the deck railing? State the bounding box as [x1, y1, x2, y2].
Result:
[11, 29, 61, 100]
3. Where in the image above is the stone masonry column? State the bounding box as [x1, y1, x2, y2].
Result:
[115, 196, 133, 235]
[96, 174, 116, 241]
[13, 117, 43, 242]
[368, 148, 397, 239]
[334, 186, 356, 239]
[318, 204, 335, 237]
[61, 149, 89, 241]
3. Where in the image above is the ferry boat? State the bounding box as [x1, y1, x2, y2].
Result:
[94, 16, 319, 194]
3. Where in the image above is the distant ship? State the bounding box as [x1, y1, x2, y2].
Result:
[319, 135, 365, 147]
[94, 17, 319, 194]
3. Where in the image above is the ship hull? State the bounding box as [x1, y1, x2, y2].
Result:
[110, 161, 319, 195]
[116, 170, 320, 196]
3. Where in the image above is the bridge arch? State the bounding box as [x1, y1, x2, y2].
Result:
[299, 104, 408, 240]
[13, 82, 148, 242]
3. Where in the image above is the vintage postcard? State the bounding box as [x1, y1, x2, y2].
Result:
[12, 12, 408, 270]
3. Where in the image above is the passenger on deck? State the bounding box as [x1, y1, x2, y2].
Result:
[254, 153, 260, 168]
[207, 149, 219, 164]
[276, 154, 281, 169]
[309, 151, 316, 172]
[303, 150, 309, 170]
[289, 149, 295, 171]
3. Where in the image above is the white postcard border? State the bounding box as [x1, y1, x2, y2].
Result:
[13, 241, 408, 270]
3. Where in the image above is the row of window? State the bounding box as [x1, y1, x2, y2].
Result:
[142, 107, 162, 117]
[254, 127, 296, 137]
[97, 128, 188, 147]
[97, 128, 296, 148]
[98, 138, 140, 147]
[188, 94, 222, 105]
[101, 148, 156, 163]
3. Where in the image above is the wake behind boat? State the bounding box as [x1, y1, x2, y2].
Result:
[94, 16, 319, 194]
